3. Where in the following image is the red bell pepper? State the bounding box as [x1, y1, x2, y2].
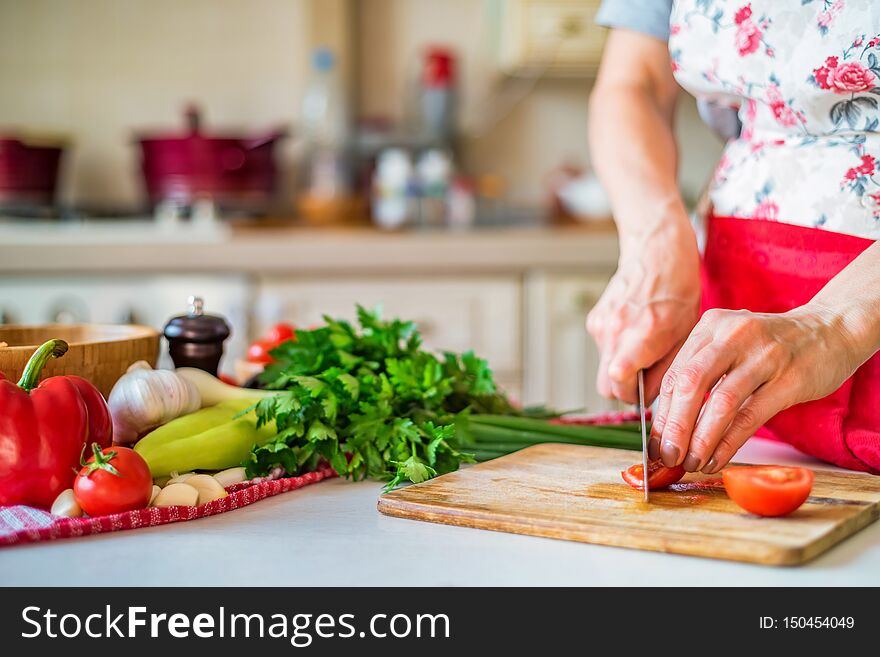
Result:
[0, 339, 112, 509]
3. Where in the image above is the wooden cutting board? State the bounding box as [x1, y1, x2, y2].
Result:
[378, 444, 880, 565]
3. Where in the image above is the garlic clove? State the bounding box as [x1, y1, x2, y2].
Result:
[149, 485, 162, 505]
[50, 489, 83, 517]
[213, 467, 248, 488]
[166, 472, 196, 485]
[152, 483, 199, 507]
[186, 474, 229, 505]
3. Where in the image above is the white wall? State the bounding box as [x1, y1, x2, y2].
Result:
[0, 0, 310, 210]
[357, 0, 724, 205]
[0, 0, 723, 211]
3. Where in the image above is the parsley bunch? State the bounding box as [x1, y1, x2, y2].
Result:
[246, 305, 519, 488]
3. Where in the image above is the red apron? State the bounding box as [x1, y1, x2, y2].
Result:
[701, 215, 880, 474]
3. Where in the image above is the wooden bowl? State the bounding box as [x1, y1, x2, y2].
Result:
[0, 324, 160, 398]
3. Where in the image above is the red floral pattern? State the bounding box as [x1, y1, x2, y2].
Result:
[734, 4, 762, 57]
[671, 0, 880, 237]
[813, 57, 876, 93]
[766, 85, 798, 127]
[753, 198, 780, 221]
[843, 154, 876, 182]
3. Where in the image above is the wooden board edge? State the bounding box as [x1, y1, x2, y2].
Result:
[377, 446, 880, 567]
[377, 496, 812, 566]
[795, 504, 880, 565]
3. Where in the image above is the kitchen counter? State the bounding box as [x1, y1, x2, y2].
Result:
[2, 437, 879, 586]
[0, 222, 619, 274]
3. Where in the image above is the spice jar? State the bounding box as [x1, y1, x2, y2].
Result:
[163, 296, 230, 376]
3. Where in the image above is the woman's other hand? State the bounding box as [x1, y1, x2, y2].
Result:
[651, 305, 868, 473]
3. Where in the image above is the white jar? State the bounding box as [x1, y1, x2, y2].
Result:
[372, 148, 415, 230]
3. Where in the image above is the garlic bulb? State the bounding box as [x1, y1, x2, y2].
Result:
[109, 361, 201, 444]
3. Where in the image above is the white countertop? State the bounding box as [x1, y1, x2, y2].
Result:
[2, 437, 879, 586]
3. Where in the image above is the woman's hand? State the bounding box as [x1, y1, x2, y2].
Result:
[587, 223, 701, 403]
[587, 28, 698, 403]
[650, 305, 868, 473]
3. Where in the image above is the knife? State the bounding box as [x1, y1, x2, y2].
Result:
[638, 369, 650, 503]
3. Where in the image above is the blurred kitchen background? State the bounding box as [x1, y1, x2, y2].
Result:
[0, 0, 723, 411]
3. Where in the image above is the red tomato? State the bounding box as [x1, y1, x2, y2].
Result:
[722, 466, 814, 517]
[266, 322, 296, 344]
[246, 339, 276, 364]
[73, 443, 152, 516]
[621, 460, 686, 490]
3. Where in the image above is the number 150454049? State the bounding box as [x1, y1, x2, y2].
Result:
[759, 617, 855, 629]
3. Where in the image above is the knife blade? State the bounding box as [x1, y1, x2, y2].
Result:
[638, 369, 650, 503]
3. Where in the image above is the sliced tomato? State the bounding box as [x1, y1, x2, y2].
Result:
[621, 460, 686, 490]
[722, 466, 814, 517]
[266, 322, 296, 344]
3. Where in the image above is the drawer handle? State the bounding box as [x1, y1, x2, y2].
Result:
[415, 319, 436, 338]
[559, 14, 584, 38]
[575, 291, 599, 310]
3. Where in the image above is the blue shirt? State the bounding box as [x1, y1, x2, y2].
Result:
[594, 0, 741, 140]
[595, 0, 673, 42]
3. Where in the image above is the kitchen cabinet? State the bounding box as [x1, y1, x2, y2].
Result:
[0, 274, 253, 372]
[497, 0, 607, 78]
[254, 275, 523, 398]
[523, 271, 621, 412]
[0, 226, 621, 407]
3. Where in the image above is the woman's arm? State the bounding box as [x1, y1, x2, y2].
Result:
[652, 242, 880, 473]
[587, 29, 701, 403]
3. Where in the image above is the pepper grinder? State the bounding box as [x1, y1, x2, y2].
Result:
[163, 296, 231, 376]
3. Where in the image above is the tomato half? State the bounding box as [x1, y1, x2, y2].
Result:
[266, 322, 296, 344]
[722, 466, 814, 517]
[621, 460, 686, 490]
[73, 444, 153, 516]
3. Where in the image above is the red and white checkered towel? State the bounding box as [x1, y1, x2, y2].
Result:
[0, 465, 336, 547]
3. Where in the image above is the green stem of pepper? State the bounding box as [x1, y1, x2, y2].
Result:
[17, 339, 69, 392]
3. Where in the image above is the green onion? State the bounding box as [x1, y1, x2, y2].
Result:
[469, 414, 645, 437]
[460, 415, 643, 461]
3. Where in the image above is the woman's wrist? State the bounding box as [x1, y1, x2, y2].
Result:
[797, 298, 880, 371]
[617, 211, 698, 264]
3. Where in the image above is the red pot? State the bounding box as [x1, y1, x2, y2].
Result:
[0, 136, 65, 206]
[136, 106, 286, 211]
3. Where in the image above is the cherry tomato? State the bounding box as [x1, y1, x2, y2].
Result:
[622, 460, 686, 490]
[246, 339, 276, 364]
[266, 322, 296, 344]
[73, 443, 152, 516]
[722, 466, 814, 517]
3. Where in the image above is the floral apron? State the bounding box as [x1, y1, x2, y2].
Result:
[670, 1, 880, 472]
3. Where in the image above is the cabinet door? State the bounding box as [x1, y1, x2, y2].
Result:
[255, 275, 522, 394]
[498, 0, 606, 77]
[523, 272, 622, 413]
[0, 274, 253, 374]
